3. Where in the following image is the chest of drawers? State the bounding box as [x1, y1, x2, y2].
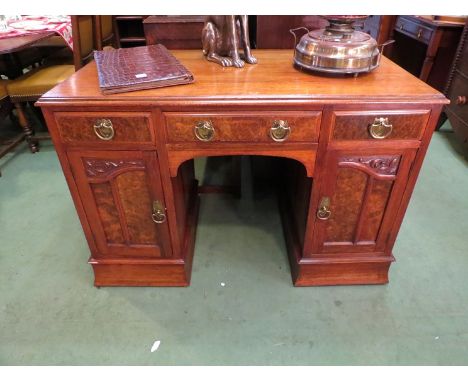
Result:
[38, 50, 447, 287]
[444, 18, 468, 152]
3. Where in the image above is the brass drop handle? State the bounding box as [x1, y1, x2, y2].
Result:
[151, 200, 166, 224]
[417, 28, 423, 39]
[270, 120, 291, 142]
[456, 96, 467, 105]
[93, 118, 114, 140]
[368, 117, 393, 139]
[317, 197, 331, 221]
[194, 120, 215, 141]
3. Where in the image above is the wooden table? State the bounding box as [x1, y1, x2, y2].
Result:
[0, 31, 55, 54]
[37, 50, 447, 287]
[0, 32, 55, 78]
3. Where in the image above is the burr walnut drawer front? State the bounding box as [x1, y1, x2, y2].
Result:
[164, 112, 321, 143]
[54, 112, 154, 146]
[331, 110, 431, 141]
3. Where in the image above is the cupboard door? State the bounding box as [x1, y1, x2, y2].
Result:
[68, 150, 171, 258]
[312, 149, 416, 254]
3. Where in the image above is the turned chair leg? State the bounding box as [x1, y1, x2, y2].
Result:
[14, 102, 39, 153]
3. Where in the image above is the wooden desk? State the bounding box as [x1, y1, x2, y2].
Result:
[37, 50, 447, 287]
[388, 16, 465, 92]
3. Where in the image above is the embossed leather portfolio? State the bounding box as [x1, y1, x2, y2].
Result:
[94, 44, 194, 94]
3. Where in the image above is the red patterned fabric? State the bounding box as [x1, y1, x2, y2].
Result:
[0, 16, 73, 50]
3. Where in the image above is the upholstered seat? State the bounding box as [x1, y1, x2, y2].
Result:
[7, 15, 98, 153]
[0, 80, 7, 100]
[7, 65, 75, 101]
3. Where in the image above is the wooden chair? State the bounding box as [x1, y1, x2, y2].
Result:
[6, 65, 75, 152]
[43, 15, 96, 70]
[0, 80, 26, 175]
[6, 16, 98, 153]
[94, 15, 116, 50]
[71, 15, 97, 70]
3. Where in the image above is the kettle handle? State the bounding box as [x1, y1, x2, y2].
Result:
[367, 39, 395, 73]
[289, 27, 310, 51]
[378, 39, 395, 55]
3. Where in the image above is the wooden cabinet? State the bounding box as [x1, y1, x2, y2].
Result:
[38, 50, 447, 287]
[444, 18, 468, 152]
[312, 148, 416, 255]
[256, 15, 395, 49]
[68, 150, 171, 259]
[143, 16, 205, 49]
[114, 16, 147, 48]
[256, 16, 328, 49]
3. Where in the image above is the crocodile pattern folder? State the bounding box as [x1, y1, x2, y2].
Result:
[94, 44, 194, 94]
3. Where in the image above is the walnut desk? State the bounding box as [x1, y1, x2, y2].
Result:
[38, 50, 448, 287]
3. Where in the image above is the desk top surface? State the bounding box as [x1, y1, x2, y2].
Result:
[39, 50, 447, 106]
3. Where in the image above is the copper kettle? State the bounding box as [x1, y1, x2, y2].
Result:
[290, 16, 394, 75]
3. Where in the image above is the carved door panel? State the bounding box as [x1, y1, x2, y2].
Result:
[68, 150, 172, 258]
[312, 149, 416, 255]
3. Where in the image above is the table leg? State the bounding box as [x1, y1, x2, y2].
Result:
[419, 29, 443, 82]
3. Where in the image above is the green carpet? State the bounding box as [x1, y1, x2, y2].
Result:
[0, 124, 467, 365]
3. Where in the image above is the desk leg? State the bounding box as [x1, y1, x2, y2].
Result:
[420, 29, 443, 82]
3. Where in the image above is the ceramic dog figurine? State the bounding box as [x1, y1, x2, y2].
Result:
[202, 15, 257, 68]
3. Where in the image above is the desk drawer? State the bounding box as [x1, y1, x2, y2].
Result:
[395, 16, 433, 44]
[54, 112, 154, 146]
[164, 112, 321, 143]
[331, 110, 430, 141]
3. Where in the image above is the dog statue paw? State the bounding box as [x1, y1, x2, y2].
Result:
[202, 16, 257, 68]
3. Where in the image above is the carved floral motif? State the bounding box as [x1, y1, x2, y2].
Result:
[84, 158, 145, 178]
[340, 155, 401, 176]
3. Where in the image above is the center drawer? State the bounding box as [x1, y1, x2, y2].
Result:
[164, 112, 321, 143]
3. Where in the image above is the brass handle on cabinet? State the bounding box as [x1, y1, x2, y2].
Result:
[194, 120, 215, 141]
[270, 120, 291, 142]
[151, 200, 166, 224]
[456, 96, 467, 105]
[317, 197, 331, 221]
[417, 28, 423, 39]
[368, 117, 393, 139]
[93, 118, 114, 140]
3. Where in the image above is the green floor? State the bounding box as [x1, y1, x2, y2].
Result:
[1, 124, 468, 365]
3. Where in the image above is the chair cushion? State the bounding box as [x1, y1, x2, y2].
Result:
[7, 65, 75, 99]
[0, 81, 8, 99]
